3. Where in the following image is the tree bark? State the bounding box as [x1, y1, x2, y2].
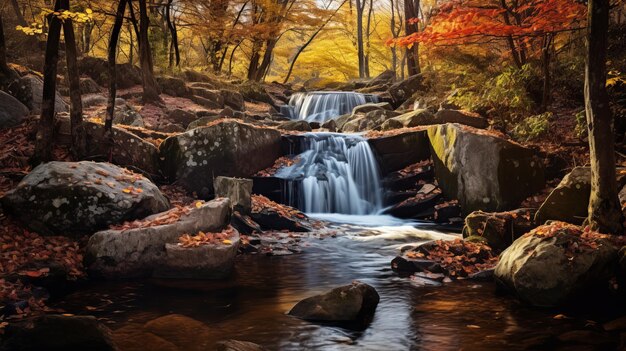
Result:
[165, 0, 180, 67]
[10, 0, 28, 27]
[540, 33, 552, 112]
[404, 0, 420, 75]
[105, 0, 128, 158]
[138, 0, 161, 103]
[61, 0, 86, 159]
[33, 0, 63, 165]
[585, 0, 624, 234]
[356, 0, 366, 78]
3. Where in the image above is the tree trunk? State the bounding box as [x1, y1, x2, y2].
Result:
[404, 0, 420, 75]
[33, 0, 63, 165]
[165, 0, 180, 67]
[61, 0, 86, 159]
[138, 0, 161, 103]
[105, 0, 128, 158]
[541, 33, 552, 112]
[356, 0, 366, 78]
[585, 0, 624, 234]
[255, 38, 278, 81]
[10, 0, 28, 27]
[0, 14, 17, 80]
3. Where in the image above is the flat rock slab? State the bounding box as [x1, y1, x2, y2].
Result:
[86, 198, 230, 278]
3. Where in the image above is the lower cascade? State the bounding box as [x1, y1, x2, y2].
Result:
[285, 91, 378, 123]
[276, 133, 383, 215]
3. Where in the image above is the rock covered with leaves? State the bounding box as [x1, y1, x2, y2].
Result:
[86, 198, 230, 279]
[1, 161, 170, 237]
[495, 222, 624, 307]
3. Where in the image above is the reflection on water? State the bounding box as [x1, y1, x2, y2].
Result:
[54, 225, 598, 350]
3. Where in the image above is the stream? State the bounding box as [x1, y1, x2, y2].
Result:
[52, 220, 597, 351]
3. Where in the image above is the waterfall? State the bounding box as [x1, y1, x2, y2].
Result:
[286, 92, 379, 123]
[275, 133, 383, 215]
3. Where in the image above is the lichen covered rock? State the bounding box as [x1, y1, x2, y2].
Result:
[1, 161, 169, 236]
[159, 121, 281, 197]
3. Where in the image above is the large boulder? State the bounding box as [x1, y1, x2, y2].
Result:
[434, 109, 488, 129]
[341, 109, 400, 132]
[56, 119, 160, 176]
[380, 109, 487, 131]
[0, 315, 117, 351]
[428, 123, 544, 214]
[214, 176, 253, 214]
[0, 90, 29, 129]
[494, 223, 619, 307]
[221, 89, 246, 111]
[351, 102, 393, 115]
[9, 74, 68, 113]
[368, 130, 431, 174]
[157, 76, 190, 97]
[167, 109, 197, 128]
[153, 228, 239, 280]
[387, 74, 426, 106]
[191, 87, 224, 109]
[366, 69, 395, 87]
[79, 77, 102, 94]
[78, 56, 142, 88]
[288, 281, 380, 329]
[463, 208, 537, 251]
[86, 198, 230, 278]
[535, 167, 626, 225]
[159, 121, 282, 197]
[279, 120, 312, 132]
[1, 161, 169, 236]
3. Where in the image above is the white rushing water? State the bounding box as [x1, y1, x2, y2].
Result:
[275, 133, 383, 215]
[286, 91, 378, 123]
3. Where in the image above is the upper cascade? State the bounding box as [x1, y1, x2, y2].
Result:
[285, 91, 379, 123]
[275, 133, 383, 215]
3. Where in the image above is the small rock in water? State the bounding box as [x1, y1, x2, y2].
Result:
[410, 275, 443, 287]
[288, 281, 380, 330]
[216, 339, 268, 351]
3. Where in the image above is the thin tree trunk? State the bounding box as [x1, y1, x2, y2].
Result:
[33, 0, 63, 165]
[10, 0, 28, 27]
[229, 42, 241, 76]
[404, 0, 420, 75]
[165, 0, 180, 67]
[356, 0, 366, 78]
[541, 33, 552, 112]
[585, 0, 624, 234]
[138, 0, 161, 103]
[105, 0, 128, 158]
[61, 0, 85, 159]
[364, 0, 373, 78]
[283, 0, 346, 83]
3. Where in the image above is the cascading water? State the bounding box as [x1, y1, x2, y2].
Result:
[276, 133, 383, 215]
[285, 91, 378, 123]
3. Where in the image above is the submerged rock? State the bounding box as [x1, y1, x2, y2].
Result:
[159, 121, 282, 197]
[1, 161, 169, 236]
[428, 123, 544, 214]
[86, 198, 230, 278]
[288, 281, 380, 329]
[0, 315, 117, 351]
[494, 222, 618, 307]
